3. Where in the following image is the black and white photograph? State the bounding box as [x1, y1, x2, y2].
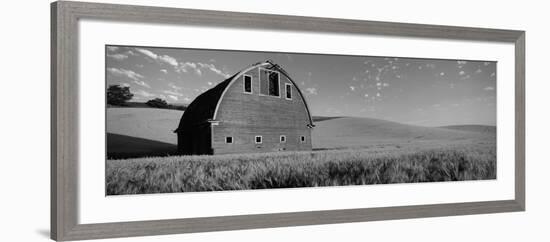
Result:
[105, 45, 497, 195]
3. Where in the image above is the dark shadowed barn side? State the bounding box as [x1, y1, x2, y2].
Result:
[175, 61, 315, 155]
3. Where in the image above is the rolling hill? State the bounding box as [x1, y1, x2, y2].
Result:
[107, 108, 495, 158]
[312, 117, 495, 150]
[439, 125, 497, 133]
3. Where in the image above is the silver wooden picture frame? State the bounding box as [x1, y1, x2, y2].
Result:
[51, 1, 525, 241]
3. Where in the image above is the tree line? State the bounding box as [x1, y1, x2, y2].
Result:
[107, 85, 187, 111]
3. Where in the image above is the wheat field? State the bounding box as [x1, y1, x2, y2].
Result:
[106, 144, 495, 195]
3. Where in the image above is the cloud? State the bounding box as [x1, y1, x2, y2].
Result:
[134, 90, 155, 98]
[163, 90, 183, 96]
[440, 72, 445, 76]
[483, 86, 495, 91]
[135, 48, 157, 59]
[457, 60, 468, 65]
[198, 63, 230, 78]
[459, 70, 465, 75]
[107, 46, 119, 52]
[179, 62, 203, 76]
[168, 95, 178, 101]
[207, 82, 213, 86]
[383, 83, 390, 87]
[183, 97, 191, 102]
[159, 55, 178, 67]
[107, 67, 144, 81]
[168, 83, 183, 91]
[135, 48, 178, 68]
[160, 69, 168, 74]
[133, 80, 151, 88]
[107, 53, 128, 60]
[476, 69, 483, 74]
[305, 87, 318, 95]
[349, 86, 355, 91]
[491, 72, 496, 77]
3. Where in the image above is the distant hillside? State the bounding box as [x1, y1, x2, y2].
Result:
[312, 116, 342, 122]
[312, 117, 495, 150]
[108, 102, 187, 111]
[106, 108, 495, 158]
[439, 125, 497, 133]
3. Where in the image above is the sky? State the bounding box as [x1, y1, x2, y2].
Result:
[106, 45, 496, 127]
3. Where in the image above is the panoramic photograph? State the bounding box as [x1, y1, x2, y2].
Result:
[105, 45, 497, 195]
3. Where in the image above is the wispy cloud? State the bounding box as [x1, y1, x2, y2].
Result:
[135, 48, 178, 68]
[133, 80, 151, 88]
[179, 62, 229, 78]
[198, 63, 230, 78]
[107, 67, 144, 81]
[107, 53, 129, 61]
[168, 83, 183, 91]
[107, 46, 119, 52]
[483, 86, 495, 91]
[134, 89, 156, 98]
[163, 90, 183, 96]
[160, 69, 168, 74]
[305, 87, 318, 95]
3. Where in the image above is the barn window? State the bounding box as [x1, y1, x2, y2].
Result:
[268, 71, 280, 96]
[285, 83, 292, 100]
[255, 136, 263, 144]
[280, 135, 286, 143]
[243, 75, 252, 94]
[225, 137, 233, 144]
[300, 136, 306, 143]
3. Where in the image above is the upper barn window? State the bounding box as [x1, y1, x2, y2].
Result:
[285, 83, 292, 100]
[268, 71, 280, 96]
[243, 75, 252, 94]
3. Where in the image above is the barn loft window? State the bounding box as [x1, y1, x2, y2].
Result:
[300, 136, 306, 143]
[280, 135, 286, 143]
[255, 136, 263, 144]
[268, 71, 280, 96]
[225, 137, 233, 144]
[243, 75, 252, 94]
[285, 83, 292, 100]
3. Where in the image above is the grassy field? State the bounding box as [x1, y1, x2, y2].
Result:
[106, 107, 496, 195]
[106, 144, 495, 195]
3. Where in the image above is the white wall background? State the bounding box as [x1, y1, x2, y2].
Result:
[0, 0, 548, 241]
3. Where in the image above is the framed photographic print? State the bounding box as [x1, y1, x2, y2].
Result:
[51, 1, 525, 241]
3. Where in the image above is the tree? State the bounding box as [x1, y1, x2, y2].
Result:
[146, 98, 169, 108]
[107, 85, 133, 106]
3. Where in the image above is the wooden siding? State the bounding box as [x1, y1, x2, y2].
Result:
[212, 66, 312, 154]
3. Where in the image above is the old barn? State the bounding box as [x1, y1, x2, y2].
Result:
[175, 61, 315, 155]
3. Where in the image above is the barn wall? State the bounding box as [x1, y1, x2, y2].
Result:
[177, 123, 212, 155]
[212, 66, 313, 154]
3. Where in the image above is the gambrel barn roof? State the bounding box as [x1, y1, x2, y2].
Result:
[175, 61, 314, 133]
